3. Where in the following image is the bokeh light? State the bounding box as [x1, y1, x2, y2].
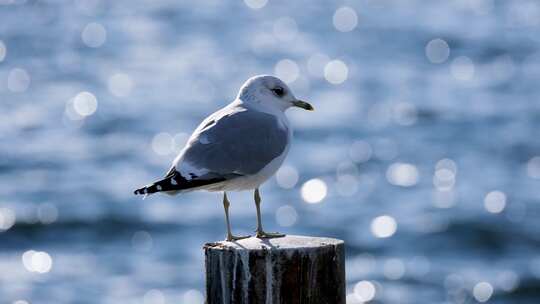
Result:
[484, 190, 507, 213]
[386, 162, 419, 187]
[183, 290, 204, 304]
[37, 204, 58, 224]
[275, 165, 299, 189]
[73, 91, 98, 117]
[349, 140, 372, 163]
[244, 0, 267, 10]
[527, 156, 540, 179]
[151, 132, 174, 156]
[354, 280, 376, 302]
[496, 270, 519, 292]
[451, 56, 475, 81]
[108, 73, 134, 97]
[274, 59, 299, 84]
[371, 215, 397, 238]
[273, 17, 298, 42]
[275, 205, 298, 227]
[82, 22, 107, 48]
[7, 68, 30, 92]
[333, 7, 358, 32]
[324, 60, 348, 84]
[0, 208, 16, 231]
[143, 289, 165, 304]
[473, 281, 494, 303]
[383, 258, 406, 280]
[22, 250, 53, 274]
[307, 53, 330, 78]
[346, 293, 363, 304]
[301, 178, 327, 204]
[433, 158, 457, 191]
[0, 40, 6, 62]
[425, 38, 450, 63]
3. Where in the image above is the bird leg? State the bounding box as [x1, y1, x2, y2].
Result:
[254, 188, 285, 239]
[222, 192, 250, 242]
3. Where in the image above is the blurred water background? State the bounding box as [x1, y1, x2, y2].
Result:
[1, 0, 540, 303]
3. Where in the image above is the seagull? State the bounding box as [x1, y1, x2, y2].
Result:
[134, 75, 313, 241]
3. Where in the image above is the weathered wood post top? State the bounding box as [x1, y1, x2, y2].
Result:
[204, 235, 345, 304]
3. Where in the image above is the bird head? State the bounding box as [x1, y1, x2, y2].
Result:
[237, 75, 314, 112]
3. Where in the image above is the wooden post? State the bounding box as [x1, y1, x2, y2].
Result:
[204, 235, 345, 304]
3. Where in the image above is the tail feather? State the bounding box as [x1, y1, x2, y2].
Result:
[133, 168, 238, 196]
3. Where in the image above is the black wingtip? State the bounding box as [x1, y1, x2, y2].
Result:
[134, 187, 148, 195]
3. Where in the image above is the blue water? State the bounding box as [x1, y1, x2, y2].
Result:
[1, 1, 540, 303]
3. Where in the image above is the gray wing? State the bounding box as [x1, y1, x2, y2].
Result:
[179, 108, 288, 177]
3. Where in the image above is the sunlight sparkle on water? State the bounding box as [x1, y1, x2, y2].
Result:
[425, 38, 450, 63]
[383, 258, 406, 280]
[324, 60, 348, 84]
[273, 17, 298, 42]
[244, 0, 267, 10]
[346, 293, 363, 304]
[301, 178, 327, 204]
[371, 215, 397, 238]
[349, 140, 372, 163]
[275, 165, 299, 189]
[433, 168, 455, 191]
[183, 289, 204, 304]
[434, 158, 457, 191]
[0, 40, 6, 62]
[151, 132, 174, 156]
[451, 56, 475, 81]
[22, 250, 53, 274]
[275, 205, 297, 227]
[274, 59, 299, 84]
[354, 280, 376, 302]
[108, 73, 134, 97]
[73, 91, 98, 117]
[386, 162, 419, 187]
[527, 156, 540, 179]
[473, 281, 493, 303]
[37, 203, 58, 224]
[496, 270, 519, 292]
[82, 22, 106, 48]
[333, 7, 358, 32]
[0, 208, 16, 231]
[143, 289, 164, 304]
[7, 68, 30, 92]
[484, 190, 507, 213]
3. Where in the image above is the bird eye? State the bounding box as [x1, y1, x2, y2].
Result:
[271, 86, 285, 97]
